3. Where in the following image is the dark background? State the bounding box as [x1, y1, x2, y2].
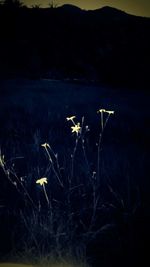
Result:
[0, 3, 150, 87]
[0, 2, 150, 267]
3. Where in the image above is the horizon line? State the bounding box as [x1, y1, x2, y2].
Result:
[23, 4, 150, 18]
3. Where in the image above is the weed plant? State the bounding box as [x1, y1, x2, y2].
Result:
[0, 106, 143, 266]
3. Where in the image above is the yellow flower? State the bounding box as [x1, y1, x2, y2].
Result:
[71, 123, 81, 135]
[106, 110, 114, 115]
[0, 153, 5, 168]
[36, 177, 48, 186]
[41, 143, 50, 148]
[66, 116, 76, 121]
[97, 109, 106, 113]
[97, 109, 114, 115]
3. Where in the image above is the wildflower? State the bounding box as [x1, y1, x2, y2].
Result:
[97, 109, 114, 115]
[106, 110, 114, 115]
[0, 154, 5, 168]
[66, 116, 76, 121]
[71, 123, 81, 135]
[36, 177, 48, 186]
[41, 143, 50, 148]
[97, 109, 106, 113]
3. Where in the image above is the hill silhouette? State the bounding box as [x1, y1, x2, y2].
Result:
[59, 4, 83, 12]
[88, 6, 129, 17]
[0, 4, 149, 87]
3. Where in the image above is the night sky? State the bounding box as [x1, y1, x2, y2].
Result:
[23, 0, 150, 17]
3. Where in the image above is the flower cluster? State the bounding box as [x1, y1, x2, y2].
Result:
[66, 116, 81, 135]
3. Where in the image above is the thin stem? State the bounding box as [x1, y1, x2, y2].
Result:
[97, 132, 103, 181]
[97, 113, 111, 181]
[20, 210, 40, 253]
[48, 145, 62, 179]
[89, 188, 99, 231]
[43, 184, 50, 206]
[101, 111, 104, 131]
[44, 146, 64, 187]
[81, 117, 90, 174]
[0, 155, 37, 210]
[70, 136, 79, 184]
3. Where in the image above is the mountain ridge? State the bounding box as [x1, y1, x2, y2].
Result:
[0, 3, 149, 87]
[55, 4, 150, 19]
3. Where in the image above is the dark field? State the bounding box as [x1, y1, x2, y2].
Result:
[0, 79, 150, 266]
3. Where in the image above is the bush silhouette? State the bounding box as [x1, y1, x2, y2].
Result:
[0, 0, 24, 9]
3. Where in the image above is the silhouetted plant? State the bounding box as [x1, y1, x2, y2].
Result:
[1, 0, 24, 8]
[48, 0, 58, 9]
[31, 4, 41, 9]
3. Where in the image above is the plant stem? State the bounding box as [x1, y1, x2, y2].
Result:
[45, 146, 64, 187]
[43, 183, 50, 206]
